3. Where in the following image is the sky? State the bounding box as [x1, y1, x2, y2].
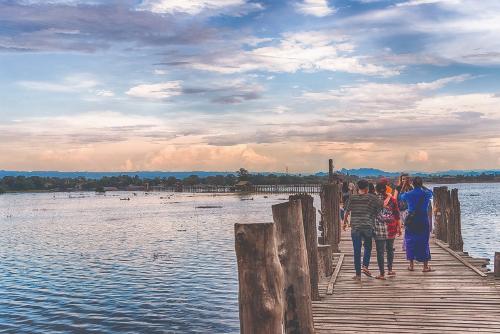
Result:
[1, 0, 500, 173]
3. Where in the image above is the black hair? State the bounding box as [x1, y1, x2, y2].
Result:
[342, 181, 349, 193]
[375, 182, 387, 194]
[413, 176, 424, 188]
[368, 183, 375, 194]
[357, 179, 369, 190]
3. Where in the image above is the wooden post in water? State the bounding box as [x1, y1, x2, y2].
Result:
[495, 252, 500, 278]
[234, 223, 284, 334]
[317, 244, 333, 277]
[320, 183, 341, 253]
[433, 186, 448, 242]
[328, 159, 334, 183]
[448, 189, 464, 252]
[289, 194, 320, 301]
[272, 200, 315, 334]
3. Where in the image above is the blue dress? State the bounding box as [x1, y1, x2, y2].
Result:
[401, 187, 433, 262]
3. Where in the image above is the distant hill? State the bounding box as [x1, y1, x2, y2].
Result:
[1, 169, 499, 179]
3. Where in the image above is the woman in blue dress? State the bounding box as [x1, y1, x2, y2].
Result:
[400, 177, 433, 272]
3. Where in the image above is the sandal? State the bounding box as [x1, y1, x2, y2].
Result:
[422, 266, 434, 272]
[407, 266, 414, 271]
[362, 266, 372, 277]
[375, 275, 386, 280]
[387, 271, 396, 276]
[352, 275, 361, 281]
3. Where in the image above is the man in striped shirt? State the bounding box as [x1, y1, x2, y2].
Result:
[343, 179, 383, 280]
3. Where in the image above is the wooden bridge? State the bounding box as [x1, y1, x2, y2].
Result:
[314, 233, 500, 333]
[234, 184, 500, 334]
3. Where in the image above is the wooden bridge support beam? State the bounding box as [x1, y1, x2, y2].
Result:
[433, 186, 449, 242]
[495, 252, 500, 278]
[273, 200, 315, 334]
[320, 184, 341, 253]
[234, 223, 284, 334]
[290, 194, 320, 301]
[317, 244, 333, 278]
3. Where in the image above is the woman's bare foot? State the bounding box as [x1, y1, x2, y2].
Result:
[376, 274, 386, 280]
[362, 266, 372, 277]
[352, 275, 361, 281]
[388, 270, 396, 276]
[422, 266, 434, 272]
[407, 266, 414, 271]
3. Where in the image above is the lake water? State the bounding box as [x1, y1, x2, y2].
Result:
[1, 183, 499, 333]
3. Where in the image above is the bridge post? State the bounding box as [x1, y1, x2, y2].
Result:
[433, 186, 448, 242]
[318, 244, 333, 277]
[320, 183, 341, 253]
[290, 194, 320, 301]
[447, 189, 464, 252]
[272, 200, 315, 334]
[234, 223, 284, 334]
[495, 252, 500, 278]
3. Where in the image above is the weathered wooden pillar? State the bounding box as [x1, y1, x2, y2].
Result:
[317, 244, 333, 277]
[320, 183, 341, 253]
[272, 200, 315, 334]
[495, 252, 500, 278]
[445, 189, 453, 247]
[234, 223, 284, 334]
[433, 186, 448, 242]
[328, 159, 334, 183]
[289, 194, 320, 301]
[448, 189, 464, 252]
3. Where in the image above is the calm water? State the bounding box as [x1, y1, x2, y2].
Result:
[0, 184, 499, 333]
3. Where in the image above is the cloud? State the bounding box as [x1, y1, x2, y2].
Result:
[138, 0, 263, 16]
[182, 30, 398, 76]
[302, 74, 470, 110]
[95, 90, 115, 97]
[295, 0, 335, 17]
[145, 144, 276, 170]
[405, 150, 429, 163]
[0, 1, 217, 52]
[126, 81, 183, 100]
[17, 75, 99, 93]
[395, 0, 459, 7]
[341, 0, 500, 65]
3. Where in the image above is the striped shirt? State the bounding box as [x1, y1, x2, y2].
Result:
[345, 193, 383, 231]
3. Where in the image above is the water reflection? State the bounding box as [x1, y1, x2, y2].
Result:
[0, 185, 498, 333]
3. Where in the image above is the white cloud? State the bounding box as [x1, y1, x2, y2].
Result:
[17, 74, 99, 93]
[138, 0, 262, 15]
[95, 90, 114, 97]
[189, 31, 398, 76]
[153, 69, 168, 75]
[126, 81, 183, 100]
[405, 150, 429, 162]
[395, 0, 459, 7]
[302, 74, 470, 111]
[295, 0, 335, 17]
[343, 0, 500, 65]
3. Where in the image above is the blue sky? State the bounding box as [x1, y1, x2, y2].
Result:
[1, 0, 500, 172]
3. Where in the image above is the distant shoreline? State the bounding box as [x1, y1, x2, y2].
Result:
[2, 180, 500, 195]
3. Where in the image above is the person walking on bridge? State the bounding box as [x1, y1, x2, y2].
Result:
[342, 179, 383, 280]
[401, 177, 433, 272]
[374, 181, 402, 279]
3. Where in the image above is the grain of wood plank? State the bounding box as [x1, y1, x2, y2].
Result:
[312, 232, 500, 333]
[326, 253, 344, 295]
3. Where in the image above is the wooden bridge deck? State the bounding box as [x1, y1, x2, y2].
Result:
[313, 233, 500, 333]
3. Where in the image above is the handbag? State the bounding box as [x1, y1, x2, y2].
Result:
[404, 193, 426, 233]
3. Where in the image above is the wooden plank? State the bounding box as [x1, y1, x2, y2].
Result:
[326, 253, 344, 295]
[435, 239, 488, 277]
[312, 228, 500, 333]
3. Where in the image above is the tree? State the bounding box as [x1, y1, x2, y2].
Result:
[237, 168, 250, 181]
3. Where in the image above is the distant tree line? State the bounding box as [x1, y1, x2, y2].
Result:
[0, 168, 498, 193]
